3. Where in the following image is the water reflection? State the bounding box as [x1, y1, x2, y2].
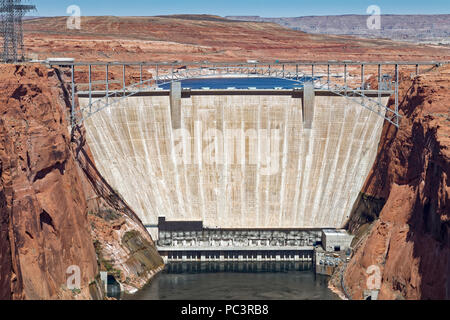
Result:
[165, 261, 312, 274]
[122, 261, 339, 300]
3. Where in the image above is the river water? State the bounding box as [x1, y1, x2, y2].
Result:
[121, 262, 339, 300]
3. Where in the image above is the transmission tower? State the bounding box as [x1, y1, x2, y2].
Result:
[0, 0, 35, 63]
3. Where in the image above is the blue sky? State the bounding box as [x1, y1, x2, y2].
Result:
[31, 0, 450, 17]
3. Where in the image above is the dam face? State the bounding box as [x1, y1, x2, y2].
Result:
[80, 91, 387, 229]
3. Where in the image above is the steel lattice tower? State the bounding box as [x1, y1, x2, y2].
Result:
[0, 0, 35, 62]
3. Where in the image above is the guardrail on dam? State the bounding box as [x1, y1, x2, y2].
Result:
[56, 60, 445, 129]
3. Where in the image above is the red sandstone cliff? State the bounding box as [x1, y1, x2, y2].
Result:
[73, 125, 164, 293]
[343, 65, 450, 300]
[0, 64, 163, 300]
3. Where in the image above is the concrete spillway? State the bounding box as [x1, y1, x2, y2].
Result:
[80, 90, 387, 229]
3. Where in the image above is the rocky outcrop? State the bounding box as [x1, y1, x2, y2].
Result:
[0, 64, 162, 299]
[343, 65, 450, 300]
[0, 64, 100, 299]
[72, 125, 164, 293]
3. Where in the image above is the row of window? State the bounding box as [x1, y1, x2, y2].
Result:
[160, 231, 321, 239]
[159, 240, 315, 246]
[166, 251, 312, 259]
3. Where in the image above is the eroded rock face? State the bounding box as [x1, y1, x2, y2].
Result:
[0, 64, 162, 299]
[73, 130, 164, 293]
[344, 65, 450, 300]
[0, 64, 100, 299]
[89, 212, 163, 294]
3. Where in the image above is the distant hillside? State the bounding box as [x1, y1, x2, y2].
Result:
[154, 14, 242, 22]
[226, 15, 450, 44]
[21, 16, 450, 62]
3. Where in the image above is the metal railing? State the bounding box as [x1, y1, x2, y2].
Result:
[54, 61, 446, 129]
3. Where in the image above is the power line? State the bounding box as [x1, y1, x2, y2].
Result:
[0, 0, 35, 62]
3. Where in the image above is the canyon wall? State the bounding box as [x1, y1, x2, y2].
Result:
[0, 64, 162, 299]
[343, 66, 450, 300]
[80, 93, 387, 229]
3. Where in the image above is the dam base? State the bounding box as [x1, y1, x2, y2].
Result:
[155, 218, 353, 267]
[155, 217, 320, 262]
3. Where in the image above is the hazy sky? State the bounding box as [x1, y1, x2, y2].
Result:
[31, 0, 450, 17]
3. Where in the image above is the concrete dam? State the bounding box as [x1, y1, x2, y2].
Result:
[79, 87, 388, 230]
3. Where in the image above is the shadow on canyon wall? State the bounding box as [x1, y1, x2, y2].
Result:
[344, 66, 450, 300]
[0, 64, 162, 300]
